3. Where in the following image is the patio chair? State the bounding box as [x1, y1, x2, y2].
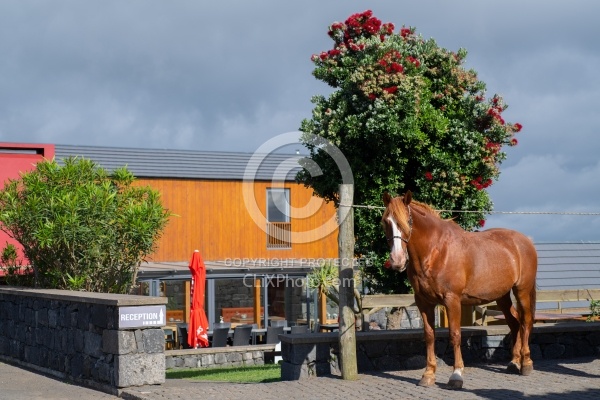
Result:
[213, 322, 231, 330]
[177, 324, 191, 349]
[269, 319, 288, 328]
[266, 326, 284, 344]
[232, 324, 253, 346]
[290, 325, 308, 334]
[163, 328, 176, 350]
[313, 322, 321, 333]
[264, 326, 284, 363]
[211, 327, 230, 348]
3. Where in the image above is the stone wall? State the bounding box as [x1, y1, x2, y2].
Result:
[280, 322, 600, 380]
[365, 306, 425, 330]
[0, 287, 168, 396]
[165, 344, 275, 370]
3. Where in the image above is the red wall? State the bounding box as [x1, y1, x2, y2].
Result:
[0, 143, 55, 268]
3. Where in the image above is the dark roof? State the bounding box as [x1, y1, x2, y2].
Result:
[137, 259, 324, 280]
[54, 144, 302, 181]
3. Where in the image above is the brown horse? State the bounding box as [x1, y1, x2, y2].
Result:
[382, 191, 537, 389]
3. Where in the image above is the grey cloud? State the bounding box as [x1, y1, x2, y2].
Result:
[1, 1, 599, 241]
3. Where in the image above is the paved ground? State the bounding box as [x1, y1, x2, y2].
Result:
[2, 357, 600, 400]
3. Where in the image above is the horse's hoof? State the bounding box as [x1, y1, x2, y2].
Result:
[507, 362, 521, 374]
[447, 379, 463, 390]
[447, 371, 464, 390]
[521, 364, 534, 376]
[418, 376, 435, 386]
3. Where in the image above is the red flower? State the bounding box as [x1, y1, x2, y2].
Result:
[382, 22, 395, 34]
[384, 260, 391, 269]
[368, 93, 377, 100]
[479, 220, 486, 228]
[425, 171, 433, 181]
[330, 22, 344, 31]
[514, 123, 523, 132]
[383, 86, 398, 94]
[406, 56, 420, 67]
[349, 42, 361, 51]
[386, 62, 403, 74]
[471, 176, 483, 190]
[363, 17, 382, 34]
[400, 27, 411, 37]
[510, 138, 518, 146]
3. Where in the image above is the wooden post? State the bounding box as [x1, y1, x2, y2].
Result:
[318, 288, 327, 331]
[184, 280, 191, 322]
[254, 278, 262, 328]
[338, 184, 358, 380]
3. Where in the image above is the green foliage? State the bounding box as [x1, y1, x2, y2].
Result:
[298, 11, 522, 294]
[0, 157, 171, 293]
[307, 261, 362, 313]
[0, 243, 34, 286]
[588, 300, 600, 322]
[307, 260, 339, 291]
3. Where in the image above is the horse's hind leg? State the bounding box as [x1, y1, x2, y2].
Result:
[513, 286, 536, 376]
[496, 293, 522, 374]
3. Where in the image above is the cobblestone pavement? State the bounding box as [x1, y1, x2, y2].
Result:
[2, 357, 600, 400]
[122, 357, 600, 400]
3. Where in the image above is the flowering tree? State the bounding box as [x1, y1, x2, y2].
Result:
[297, 10, 523, 293]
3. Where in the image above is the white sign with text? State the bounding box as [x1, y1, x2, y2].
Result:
[118, 305, 166, 328]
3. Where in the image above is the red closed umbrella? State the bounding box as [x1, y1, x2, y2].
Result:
[187, 250, 209, 348]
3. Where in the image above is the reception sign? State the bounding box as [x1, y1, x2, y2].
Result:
[118, 305, 166, 328]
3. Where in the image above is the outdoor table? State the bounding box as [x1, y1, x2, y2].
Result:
[207, 327, 293, 345]
[164, 324, 179, 345]
[251, 328, 266, 345]
[250, 327, 291, 345]
[320, 323, 339, 332]
[230, 316, 257, 323]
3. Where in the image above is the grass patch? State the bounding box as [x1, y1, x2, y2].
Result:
[166, 363, 281, 383]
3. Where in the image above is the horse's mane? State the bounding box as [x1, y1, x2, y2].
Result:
[384, 197, 446, 236]
[411, 200, 440, 218]
[412, 199, 464, 230]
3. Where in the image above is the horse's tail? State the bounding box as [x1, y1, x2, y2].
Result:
[530, 284, 537, 317]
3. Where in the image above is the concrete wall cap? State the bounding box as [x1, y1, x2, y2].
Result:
[0, 287, 167, 306]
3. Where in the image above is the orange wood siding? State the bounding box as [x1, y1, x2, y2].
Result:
[135, 178, 339, 262]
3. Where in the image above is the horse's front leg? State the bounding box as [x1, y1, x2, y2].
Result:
[445, 298, 465, 389]
[417, 302, 437, 386]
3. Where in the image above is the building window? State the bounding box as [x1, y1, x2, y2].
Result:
[266, 188, 291, 249]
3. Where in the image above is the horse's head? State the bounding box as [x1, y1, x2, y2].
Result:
[382, 191, 413, 272]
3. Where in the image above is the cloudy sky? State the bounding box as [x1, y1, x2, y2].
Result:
[1, 1, 599, 242]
